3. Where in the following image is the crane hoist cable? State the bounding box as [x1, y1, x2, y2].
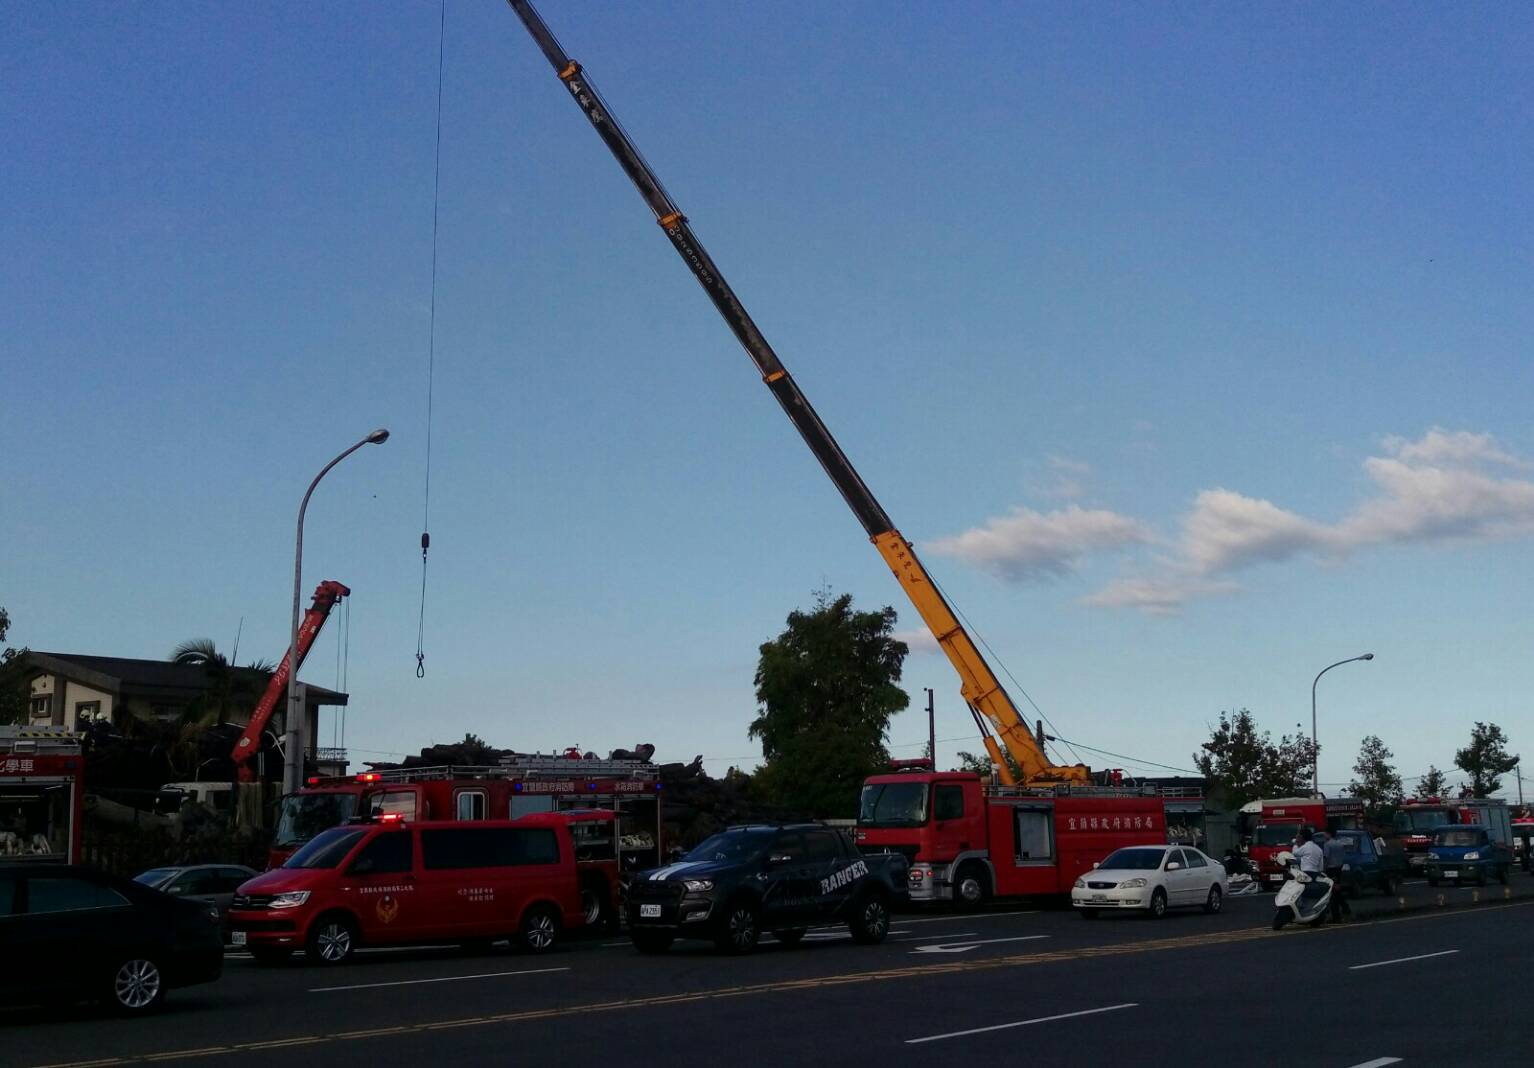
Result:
[417, 0, 447, 679]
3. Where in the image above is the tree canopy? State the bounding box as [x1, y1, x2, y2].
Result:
[1414, 765, 1448, 799]
[1192, 709, 1320, 809]
[749, 590, 908, 818]
[0, 606, 27, 726]
[1454, 722, 1518, 797]
[1348, 735, 1403, 820]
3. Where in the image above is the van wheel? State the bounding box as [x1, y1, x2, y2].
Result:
[1202, 885, 1222, 914]
[1147, 889, 1168, 919]
[849, 893, 891, 944]
[306, 915, 357, 965]
[519, 905, 560, 954]
[630, 931, 673, 954]
[953, 864, 990, 910]
[579, 882, 607, 929]
[715, 900, 759, 954]
[108, 956, 165, 1014]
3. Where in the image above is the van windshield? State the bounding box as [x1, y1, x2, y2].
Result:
[285, 828, 368, 869]
[858, 783, 929, 828]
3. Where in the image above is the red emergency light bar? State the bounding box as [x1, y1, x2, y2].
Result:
[356, 772, 381, 783]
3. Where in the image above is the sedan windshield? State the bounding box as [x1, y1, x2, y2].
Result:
[1097, 847, 1167, 871]
[858, 783, 929, 828]
[284, 828, 367, 869]
[1433, 830, 1482, 848]
[683, 830, 775, 863]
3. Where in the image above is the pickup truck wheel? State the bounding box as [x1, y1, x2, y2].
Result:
[715, 901, 759, 955]
[774, 929, 807, 946]
[953, 864, 990, 910]
[1202, 885, 1222, 914]
[631, 931, 673, 954]
[849, 893, 891, 944]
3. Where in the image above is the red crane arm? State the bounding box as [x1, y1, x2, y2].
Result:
[233, 580, 350, 782]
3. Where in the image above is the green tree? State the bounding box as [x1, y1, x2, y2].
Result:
[1348, 735, 1403, 820]
[1192, 709, 1321, 810]
[169, 638, 275, 729]
[0, 606, 28, 726]
[749, 590, 907, 818]
[954, 747, 1020, 781]
[1454, 722, 1519, 797]
[1414, 765, 1448, 799]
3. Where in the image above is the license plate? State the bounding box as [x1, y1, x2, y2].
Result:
[1090, 895, 1110, 903]
[1442, 870, 1458, 878]
[1268, 874, 1284, 883]
[639, 904, 662, 918]
[231, 931, 247, 946]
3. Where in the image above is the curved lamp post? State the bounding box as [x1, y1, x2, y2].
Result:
[283, 428, 389, 793]
[1311, 653, 1374, 796]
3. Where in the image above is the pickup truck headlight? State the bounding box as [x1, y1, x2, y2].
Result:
[268, 891, 311, 909]
[682, 879, 714, 893]
[1074, 876, 1086, 889]
[1119, 878, 1148, 889]
[1463, 851, 1480, 861]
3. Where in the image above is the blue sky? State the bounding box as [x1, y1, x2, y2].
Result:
[4, 2, 1531, 797]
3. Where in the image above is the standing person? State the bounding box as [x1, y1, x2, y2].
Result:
[1322, 831, 1352, 921]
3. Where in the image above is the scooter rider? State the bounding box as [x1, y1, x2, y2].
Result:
[1293, 829, 1325, 879]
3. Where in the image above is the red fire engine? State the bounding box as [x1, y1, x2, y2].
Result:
[0, 728, 85, 865]
[856, 766, 1191, 904]
[1246, 796, 1365, 888]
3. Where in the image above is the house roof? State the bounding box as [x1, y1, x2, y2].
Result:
[25, 652, 348, 705]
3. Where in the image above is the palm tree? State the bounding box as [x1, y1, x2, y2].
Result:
[169, 639, 276, 729]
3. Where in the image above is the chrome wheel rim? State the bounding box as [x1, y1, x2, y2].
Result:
[958, 876, 983, 903]
[527, 912, 556, 950]
[114, 959, 161, 1009]
[1208, 888, 1221, 912]
[863, 899, 888, 937]
[729, 908, 755, 948]
[1151, 893, 1166, 916]
[318, 923, 352, 961]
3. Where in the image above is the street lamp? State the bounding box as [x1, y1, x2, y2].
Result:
[283, 428, 389, 793]
[1311, 653, 1374, 796]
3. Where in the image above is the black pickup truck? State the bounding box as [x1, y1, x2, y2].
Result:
[626, 823, 909, 954]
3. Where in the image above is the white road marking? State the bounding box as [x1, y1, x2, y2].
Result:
[906, 1002, 1137, 1043]
[1344, 1058, 1403, 1067]
[1350, 949, 1459, 971]
[910, 934, 1050, 955]
[310, 966, 569, 993]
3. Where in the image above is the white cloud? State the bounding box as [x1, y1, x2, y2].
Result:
[1080, 577, 1240, 616]
[1087, 428, 1534, 614]
[1026, 454, 1092, 500]
[927, 505, 1150, 581]
[893, 627, 941, 655]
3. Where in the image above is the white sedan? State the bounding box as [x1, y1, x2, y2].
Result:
[1071, 845, 1226, 918]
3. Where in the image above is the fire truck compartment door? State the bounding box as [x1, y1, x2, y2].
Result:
[1012, 807, 1055, 864]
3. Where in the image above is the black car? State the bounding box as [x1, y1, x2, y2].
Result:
[627, 823, 908, 954]
[0, 865, 224, 1013]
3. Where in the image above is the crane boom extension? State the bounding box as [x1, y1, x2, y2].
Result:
[232, 579, 350, 783]
[507, 0, 1087, 787]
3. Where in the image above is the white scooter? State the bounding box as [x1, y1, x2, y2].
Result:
[1270, 851, 1333, 930]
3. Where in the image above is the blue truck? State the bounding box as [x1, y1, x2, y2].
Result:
[1330, 829, 1410, 897]
[1424, 824, 1514, 887]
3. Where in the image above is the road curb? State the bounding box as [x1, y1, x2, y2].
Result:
[1348, 879, 1534, 922]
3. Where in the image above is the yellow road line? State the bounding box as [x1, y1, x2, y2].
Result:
[30, 899, 1534, 1068]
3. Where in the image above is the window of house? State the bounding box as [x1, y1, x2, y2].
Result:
[74, 701, 102, 723]
[28, 695, 52, 721]
[1013, 808, 1054, 863]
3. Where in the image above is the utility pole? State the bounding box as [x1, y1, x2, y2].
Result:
[924, 688, 934, 768]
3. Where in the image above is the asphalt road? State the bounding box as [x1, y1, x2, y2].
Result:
[6, 883, 1532, 1068]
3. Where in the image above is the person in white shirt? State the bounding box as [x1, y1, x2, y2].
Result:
[1292, 829, 1325, 877]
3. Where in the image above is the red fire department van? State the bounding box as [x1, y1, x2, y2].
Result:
[231, 816, 584, 964]
[855, 768, 1188, 904]
[0, 729, 84, 865]
[1247, 796, 1365, 888]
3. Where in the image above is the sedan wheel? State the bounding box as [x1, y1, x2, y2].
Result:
[1203, 885, 1222, 914]
[111, 958, 165, 1013]
[1147, 889, 1168, 918]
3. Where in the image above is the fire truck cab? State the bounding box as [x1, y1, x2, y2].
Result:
[0, 728, 84, 865]
[1248, 796, 1365, 888]
[855, 768, 1183, 905]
